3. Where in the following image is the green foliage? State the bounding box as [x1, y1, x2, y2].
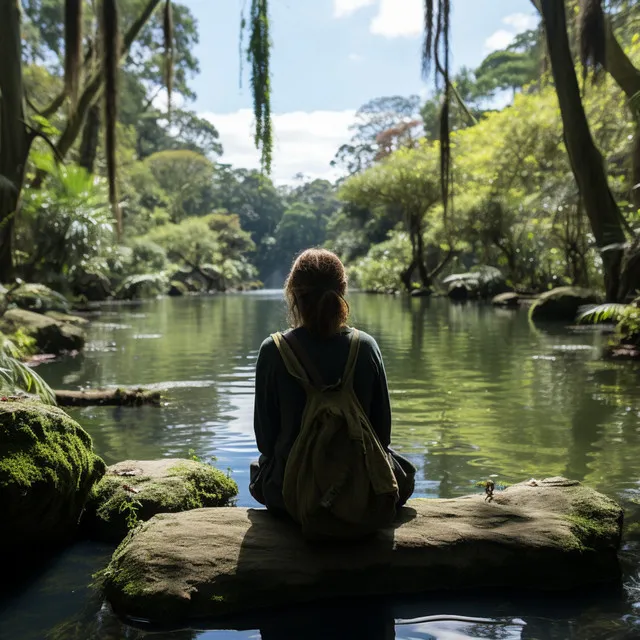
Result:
[0, 335, 55, 403]
[144, 150, 215, 222]
[577, 303, 629, 325]
[119, 495, 142, 530]
[349, 232, 412, 293]
[16, 155, 116, 289]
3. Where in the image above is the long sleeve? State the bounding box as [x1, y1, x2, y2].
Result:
[253, 339, 280, 457]
[368, 343, 392, 448]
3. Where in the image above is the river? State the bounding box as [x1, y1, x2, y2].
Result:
[1, 292, 639, 639]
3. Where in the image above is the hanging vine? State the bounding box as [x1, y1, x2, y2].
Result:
[423, 0, 452, 222]
[163, 0, 174, 119]
[246, 0, 273, 173]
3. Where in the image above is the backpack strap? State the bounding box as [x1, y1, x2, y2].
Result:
[271, 332, 310, 385]
[341, 329, 360, 388]
[282, 331, 325, 389]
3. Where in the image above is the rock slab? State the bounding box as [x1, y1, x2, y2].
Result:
[103, 477, 623, 625]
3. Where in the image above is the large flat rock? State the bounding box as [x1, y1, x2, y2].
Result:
[103, 477, 623, 625]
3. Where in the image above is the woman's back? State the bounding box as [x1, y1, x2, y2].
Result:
[253, 326, 391, 511]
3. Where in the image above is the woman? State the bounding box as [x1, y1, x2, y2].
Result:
[250, 248, 415, 514]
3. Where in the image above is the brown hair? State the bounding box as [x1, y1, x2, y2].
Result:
[285, 249, 349, 338]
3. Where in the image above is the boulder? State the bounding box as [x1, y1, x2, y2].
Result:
[7, 283, 70, 314]
[44, 311, 90, 326]
[529, 287, 599, 322]
[492, 292, 520, 308]
[410, 288, 432, 298]
[168, 281, 188, 297]
[103, 477, 623, 625]
[71, 269, 113, 301]
[86, 459, 238, 542]
[448, 281, 471, 300]
[0, 400, 105, 554]
[0, 308, 85, 354]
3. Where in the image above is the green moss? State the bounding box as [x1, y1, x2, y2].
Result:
[0, 400, 105, 548]
[87, 460, 238, 542]
[562, 492, 622, 552]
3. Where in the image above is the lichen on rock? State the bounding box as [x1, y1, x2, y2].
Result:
[0, 400, 105, 553]
[86, 459, 238, 542]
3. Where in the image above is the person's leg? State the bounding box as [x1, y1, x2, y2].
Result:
[249, 460, 266, 505]
[389, 449, 416, 507]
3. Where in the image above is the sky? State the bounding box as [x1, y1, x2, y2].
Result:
[180, 0, 538, 184]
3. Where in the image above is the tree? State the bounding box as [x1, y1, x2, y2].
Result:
[339, 145, 453, 291]
[332, 95, 423, 175]
[274, 202, 324, 264]
[0, 0, 272, 277]
[422, 0, 637, 301]
[144, 149, 215, 221]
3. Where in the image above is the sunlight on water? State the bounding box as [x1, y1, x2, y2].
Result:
[1, 294, 640, 639]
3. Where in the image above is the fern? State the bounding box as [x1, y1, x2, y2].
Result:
[577, 303, 629, 325]
[0, 337, 56, 404]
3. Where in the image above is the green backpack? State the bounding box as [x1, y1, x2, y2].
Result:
[271, 329, 399, 540]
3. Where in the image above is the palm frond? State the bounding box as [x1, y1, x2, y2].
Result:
[0, 339, 56, 405]
[577, 303, 629, 325]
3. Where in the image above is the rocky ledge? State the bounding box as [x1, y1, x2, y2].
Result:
[102, 477, 623, 625]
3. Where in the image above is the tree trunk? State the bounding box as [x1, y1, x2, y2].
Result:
[0, 1, 30, 279]
[603, 20, 640, 212]
[536, 0, 627, 300]
[78, 103, 101, 173]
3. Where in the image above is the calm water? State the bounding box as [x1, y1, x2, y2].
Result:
[2, 292, 640, 639]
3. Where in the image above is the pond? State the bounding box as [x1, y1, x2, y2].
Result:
[1, 292, 640, 639]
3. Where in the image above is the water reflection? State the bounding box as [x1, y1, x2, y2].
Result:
[1, 294, 640, 639]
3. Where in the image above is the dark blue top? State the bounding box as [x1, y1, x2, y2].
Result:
[252, 326, 392, 510]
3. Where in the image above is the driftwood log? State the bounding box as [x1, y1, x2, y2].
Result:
[54, 387, 161, 407]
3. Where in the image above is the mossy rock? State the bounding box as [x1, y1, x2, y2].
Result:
[44, 311, 90, 326]
[7, 283, 71, 314]
[86, 459, 238, 542]
[529, 287, 600, 323]
[0, 308, 85, 354]
[0, 400, 105, 554]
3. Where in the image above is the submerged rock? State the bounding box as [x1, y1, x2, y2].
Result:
[86, 459, 238, 542]
[103, 477, 623, 624]
[0, 308, 85, 354]
[529, 287, 599, 322]
[0, 401, 105, 554]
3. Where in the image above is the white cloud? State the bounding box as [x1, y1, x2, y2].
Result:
[503, 13, 538, 32]
[484, 29, 516, 53]
[348, 52, 364, 62]
[201, 109, 355, 185]
[333, 0, 375, 19]
[370, 0, 422, 38]
[485, 13, 539, 53]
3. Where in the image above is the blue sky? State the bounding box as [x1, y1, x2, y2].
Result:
[180, 0, 537, 183]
